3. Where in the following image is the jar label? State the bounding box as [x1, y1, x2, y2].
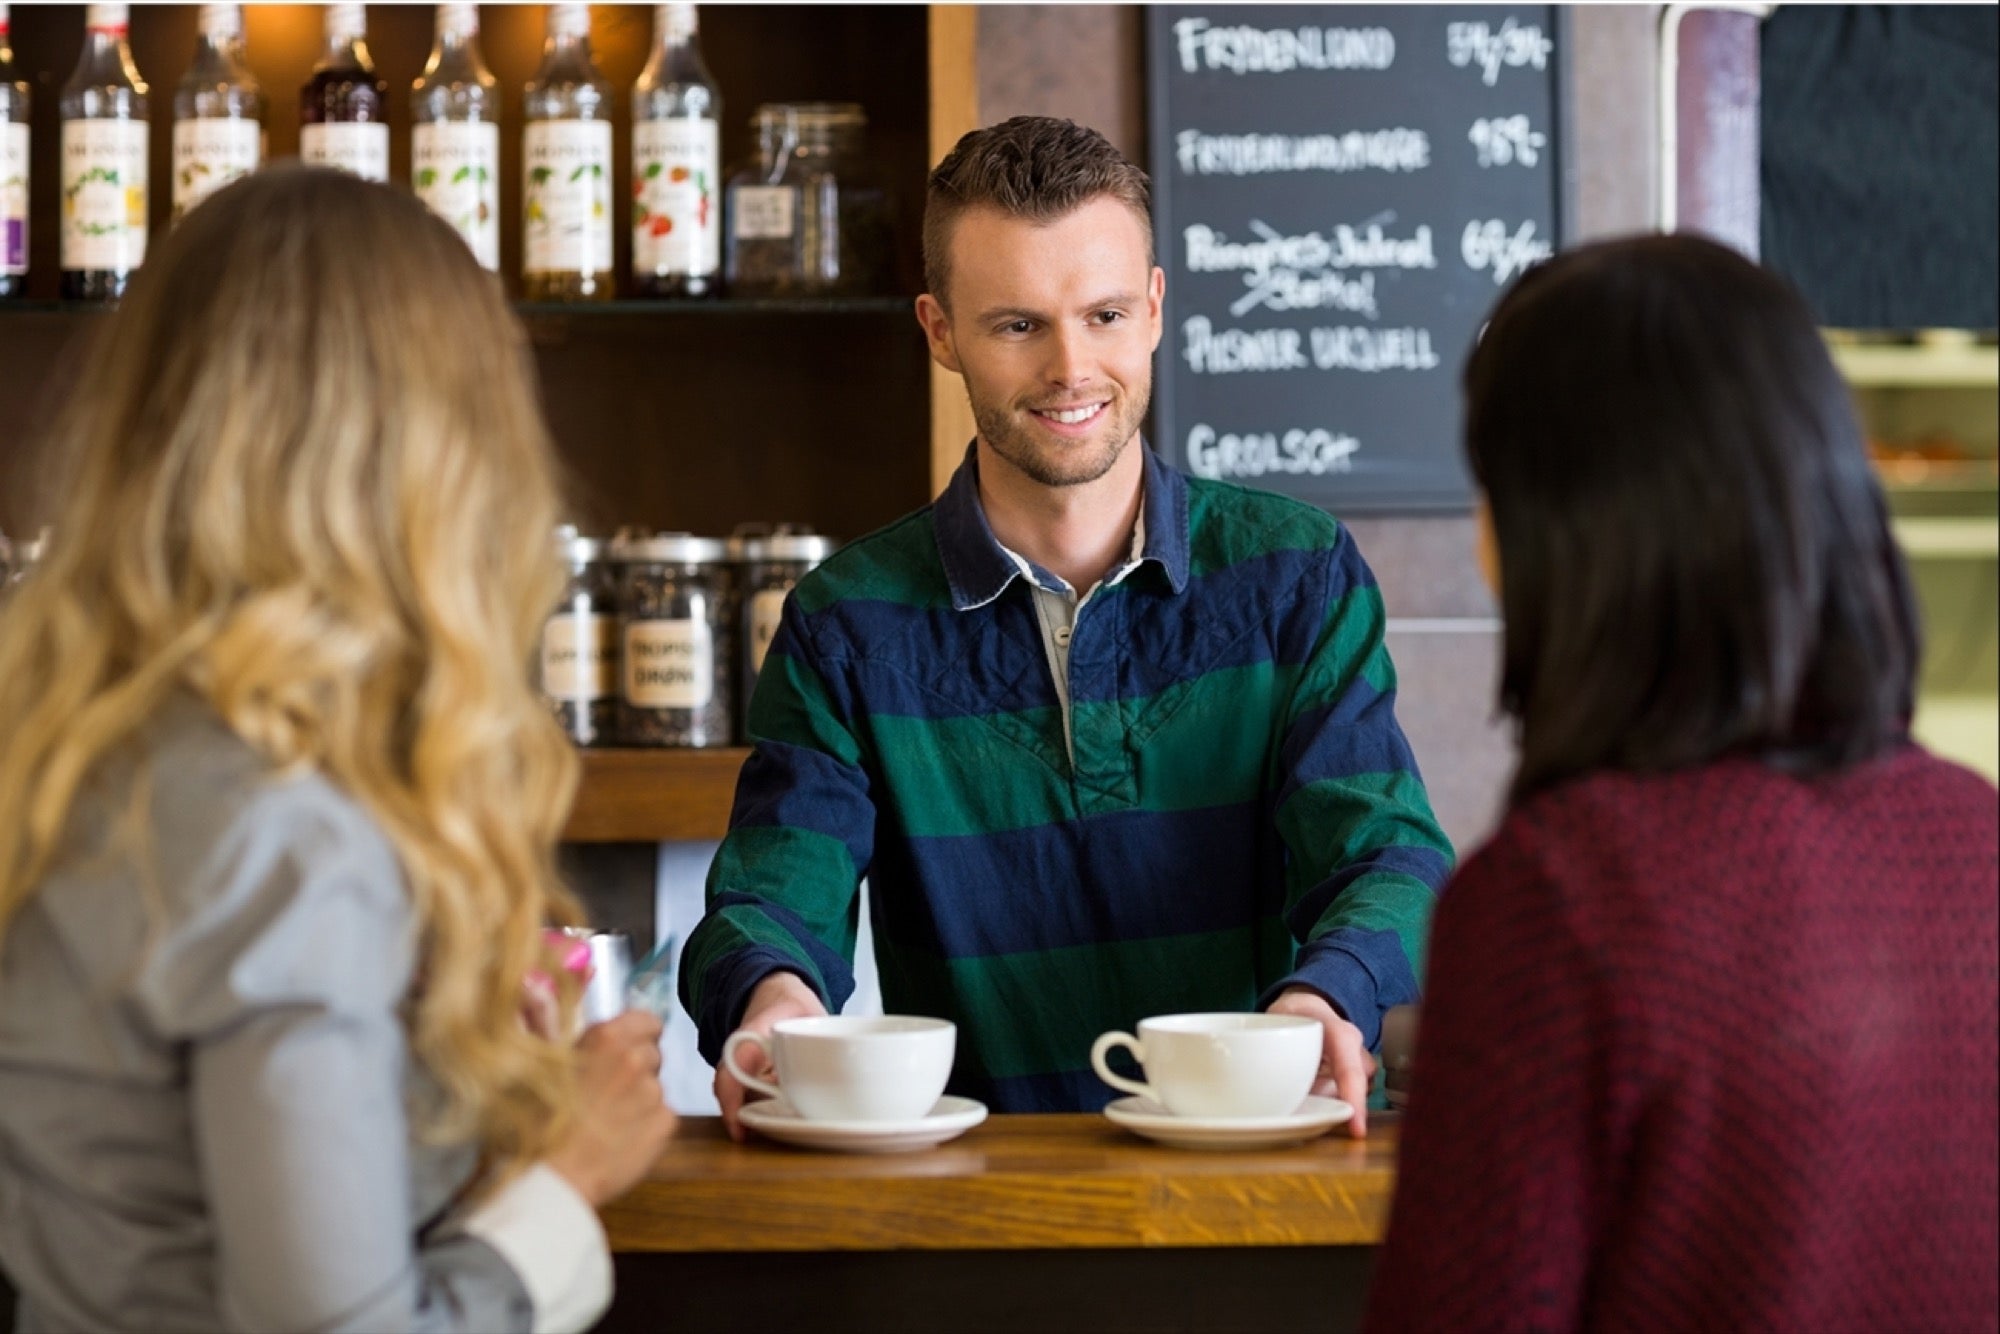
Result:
[1, 123, 26, 275]
[524, 119, 613, 275]
[732, 185, 795, 241]
[624, 618, 714, 709]
[748, 588, 787, 675]
[300, 121, 389, 182]
[414, 121, 500, 270]
[60, 119, 148, 272]
[542, 612, 618, 702]
[633, 119, 718, 278]
[171, 118, 261, 223]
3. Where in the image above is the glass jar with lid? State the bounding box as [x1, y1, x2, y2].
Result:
[612, 530, 735, 747]
[733, 525, 835, 742]
[538, 525, 619, 747]
[724, 101, 891, 297]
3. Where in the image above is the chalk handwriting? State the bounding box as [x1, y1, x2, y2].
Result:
[1187, 423, 1360, 480]
[1446, 19, 1552, 87]
[1173, 18, 1395, 74]
[1185, 219, 1438, 318]
[1183, 317, 1439, 374]
[1467, 115, 1547, 168]
[1461, 219, 1552, 285]
[1177, 128, 1430, 176]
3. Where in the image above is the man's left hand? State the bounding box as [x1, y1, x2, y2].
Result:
[1267, 986, 1375, 1138]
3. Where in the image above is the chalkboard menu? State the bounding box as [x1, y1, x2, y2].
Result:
[1146, 6, 1572, 513]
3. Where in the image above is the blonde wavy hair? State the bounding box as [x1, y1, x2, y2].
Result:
[0, 166, 585, 1175]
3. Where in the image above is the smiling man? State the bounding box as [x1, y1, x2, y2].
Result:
[680, 117, 1451, 1136]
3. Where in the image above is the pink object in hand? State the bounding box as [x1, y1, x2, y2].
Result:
[544, 927, 595, 981]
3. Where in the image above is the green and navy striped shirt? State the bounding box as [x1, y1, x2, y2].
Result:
[681, 443, 1452, 1112]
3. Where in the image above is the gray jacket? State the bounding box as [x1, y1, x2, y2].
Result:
[0, 695, 609, 1333]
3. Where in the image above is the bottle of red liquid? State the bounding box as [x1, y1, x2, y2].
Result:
[59, 3, 150, 304]
[0, 4, 29, 298]
[632, 4, 721, 299]
[300, 3, 387, 182]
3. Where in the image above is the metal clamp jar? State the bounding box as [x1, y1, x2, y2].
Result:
[612, 531, 735, 747]
[734, 526, 835, 742]
[539, 526, 620, 747]
[724, 102, 890, 297]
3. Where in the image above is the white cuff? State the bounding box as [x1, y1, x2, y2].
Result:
[459, 1163, 613, 1334]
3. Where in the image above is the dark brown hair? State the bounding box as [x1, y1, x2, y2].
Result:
[1464, 234, 1919, 799]
[923, 116, 1152, 305]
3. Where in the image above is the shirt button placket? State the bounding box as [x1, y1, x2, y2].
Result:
[1068, 601, 1138, 814]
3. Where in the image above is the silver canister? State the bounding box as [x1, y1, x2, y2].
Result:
[562, 928, 634, 1027]
[735, 525, 835, 742]
[539, 526, 620, 747]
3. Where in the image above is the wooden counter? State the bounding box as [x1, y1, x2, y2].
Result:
[603, 1113, 1398, 1251]
[596, 1114, 1395, 1333]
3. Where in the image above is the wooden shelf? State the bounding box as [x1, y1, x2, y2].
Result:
[0, 297, 916, 318]
[1829, 340, 2000, 387]
[563, 747, 748, 844]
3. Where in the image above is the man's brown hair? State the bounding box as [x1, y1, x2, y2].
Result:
[923, 116, 1153, 307]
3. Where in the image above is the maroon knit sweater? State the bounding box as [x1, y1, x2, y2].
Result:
[1367, 745, 2000, 1334]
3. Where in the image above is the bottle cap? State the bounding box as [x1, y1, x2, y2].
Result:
[197, 4, 242, 39]
[325, 3, 366, 43]
[660, 4, 697, 44]
[607, 530, 728, 564]
[549, 4, 592, 40]
[85, 4, 130, 31]
[437, 3, 479, 39]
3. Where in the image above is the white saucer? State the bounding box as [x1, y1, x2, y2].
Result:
[1102, 1095, 1353, 1150]
[738, 1095, 989, 1153]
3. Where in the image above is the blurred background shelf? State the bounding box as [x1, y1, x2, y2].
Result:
[563, 748, 749, 843]
[1831, 332, 1999, 783]
[1893, 516, 2000, 559]
[1828, 340, 1999, 388]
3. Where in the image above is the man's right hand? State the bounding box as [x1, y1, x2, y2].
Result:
[715, 971, 827, 1142]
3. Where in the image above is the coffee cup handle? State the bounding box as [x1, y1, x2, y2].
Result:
[721, 1030, 785, 1102]
[1090, 1031, 1155, 1102]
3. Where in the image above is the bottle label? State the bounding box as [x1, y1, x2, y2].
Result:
[524, 119, 612, 276]
[171, 118, 260, 222]
[300, 122, 389, 183]
[633, 119, 718, 278]
[748, 588, 787, 675]
[624, 618, 713, 709]
[413, 121, 500, 270]
[1, 123, 26, 275]
[732, 185, 795, 242]
[60, 119, 148, 272]
[542, 612, 618, 701]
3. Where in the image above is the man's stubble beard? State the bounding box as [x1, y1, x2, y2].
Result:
[968, 375, 1153, 489]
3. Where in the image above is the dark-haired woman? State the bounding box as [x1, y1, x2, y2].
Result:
[1366, 235, 1997, 1334]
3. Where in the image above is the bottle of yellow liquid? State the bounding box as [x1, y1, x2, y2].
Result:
[523, 4, 614, 302]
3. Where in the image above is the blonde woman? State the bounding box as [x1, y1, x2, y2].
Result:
[0, 167, 674, 1334]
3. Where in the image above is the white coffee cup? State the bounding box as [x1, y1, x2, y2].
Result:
[1090, 1012, 1321, 1119]
[722, 1015, 955, 1123]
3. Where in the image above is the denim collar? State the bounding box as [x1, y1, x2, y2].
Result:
[933, 439, 1191, 612]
